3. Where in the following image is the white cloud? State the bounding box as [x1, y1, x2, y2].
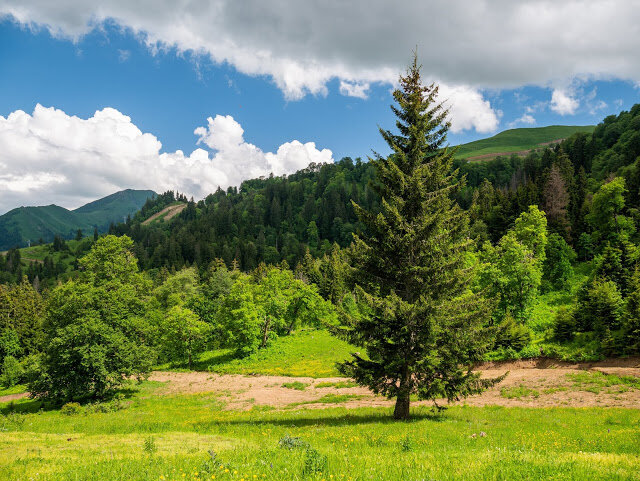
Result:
[438, 84, 500, 133]
[118, 49, 130, 62]
[3, 1, 639, 134]
[550, 89, 579, 115]
[509, 113, 536, 128]
[339, 81, 370, 99]
[589, 100, 607, 115]
[7, 1, 639, 133]
[0, 105, 333, 214]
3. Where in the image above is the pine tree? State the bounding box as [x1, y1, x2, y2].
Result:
[339, 54, 497, 419]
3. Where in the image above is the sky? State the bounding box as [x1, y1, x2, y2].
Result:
[1, 0, 640, 214]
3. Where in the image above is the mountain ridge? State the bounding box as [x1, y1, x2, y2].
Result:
[0, 189, 156, 250]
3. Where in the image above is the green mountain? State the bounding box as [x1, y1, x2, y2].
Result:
[0, 189, 156, 250]
[455, 125, 596, 160]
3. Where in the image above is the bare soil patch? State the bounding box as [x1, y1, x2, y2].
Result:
[142, 203, 186, 225]
[149, 359, 640, 410]
[0, 392, 28, 403]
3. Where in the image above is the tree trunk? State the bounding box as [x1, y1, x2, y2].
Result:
[393, 394, 411, 420]
[261, 317, 271, 348]
[394, 366, 411, 420]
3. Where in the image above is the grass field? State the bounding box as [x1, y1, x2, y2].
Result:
[2, 380, 640, 480]
[454, 125, 595, 160]
[158, 330, 356, 377]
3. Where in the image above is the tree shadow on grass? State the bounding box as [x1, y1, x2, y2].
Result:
[158, 350, 239, 372]
[196, 408, 447, 429]
[0, 383, 142, 415]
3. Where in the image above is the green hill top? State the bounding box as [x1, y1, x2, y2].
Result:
[455, 125, 595, 161]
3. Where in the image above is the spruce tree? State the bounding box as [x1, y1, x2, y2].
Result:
[339, 54, 497, 419]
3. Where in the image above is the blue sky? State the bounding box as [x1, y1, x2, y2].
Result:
[1, 1, 639, 212]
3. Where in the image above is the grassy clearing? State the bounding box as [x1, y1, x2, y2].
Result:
[500, 385, 540, 399]
[159, 330, 357, 377]
[0, 384, 27, 397]
[567, 371, 640, 394]
[282, 382, 308, 391]
[2, 381, 640, 480]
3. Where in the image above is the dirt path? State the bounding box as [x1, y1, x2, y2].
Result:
[142, 203, 186, 225]
[4, 359, 638, 408]
[149, 359, 640, 410]
[0, 392, 29, 403]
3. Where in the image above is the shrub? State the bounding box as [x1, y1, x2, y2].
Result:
[278, 434, 309, 450]
[553, 307, 577, 342]
[60, 402, 83, 416]
[494, 313, 531, 351]
[302, 448, 327, 475]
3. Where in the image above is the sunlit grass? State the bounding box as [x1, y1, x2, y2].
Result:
[0, 384, 27, 397]
[2, 380, 639, 480]
[158, 330, 356, 377]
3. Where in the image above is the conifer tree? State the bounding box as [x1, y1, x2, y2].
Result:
[339, 54, 497, 419]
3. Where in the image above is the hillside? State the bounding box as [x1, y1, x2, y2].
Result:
[141, 202, 187, 225]
[0, 189, 155, 250]
[73, 189, 156, 225]
[455, 125, 596, 160]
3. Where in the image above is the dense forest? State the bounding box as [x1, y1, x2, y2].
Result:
[100, 104, 640, 273]
[2, 100, 640, 402]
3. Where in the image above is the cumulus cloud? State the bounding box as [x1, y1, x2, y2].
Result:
[339, 81, 370, 99]
[7, 1, 639, 132]
[550, 89, 579, 115]
[509, 113, 536, 128]
[438, 84, 500, 133]
[0, 105, 333, 214]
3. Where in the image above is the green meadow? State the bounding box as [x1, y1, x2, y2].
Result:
[453, 125, 595, 159]
[157, 330, 356, 378]
[2, 381, 640, 481]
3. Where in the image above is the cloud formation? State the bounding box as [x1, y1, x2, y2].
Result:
[550, 89, 579, 115]
[8, 1, 637, 130]
[0, 105, 332, 214]
[509, 114, 536, 128]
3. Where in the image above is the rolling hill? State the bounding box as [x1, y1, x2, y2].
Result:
[0, 189, 156, 250]
[455, 125, 596, 161]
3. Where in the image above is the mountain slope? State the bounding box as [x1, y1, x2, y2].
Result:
[0, 189, 156, 250]
[74, 189, 157, 225]
[455, 125, 596, 160]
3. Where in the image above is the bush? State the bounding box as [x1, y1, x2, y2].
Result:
[60, 402, 83, 416]
[494, 313, 531, 351]
[553, 307, 576, 342]
[0, 356, 23, 388]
